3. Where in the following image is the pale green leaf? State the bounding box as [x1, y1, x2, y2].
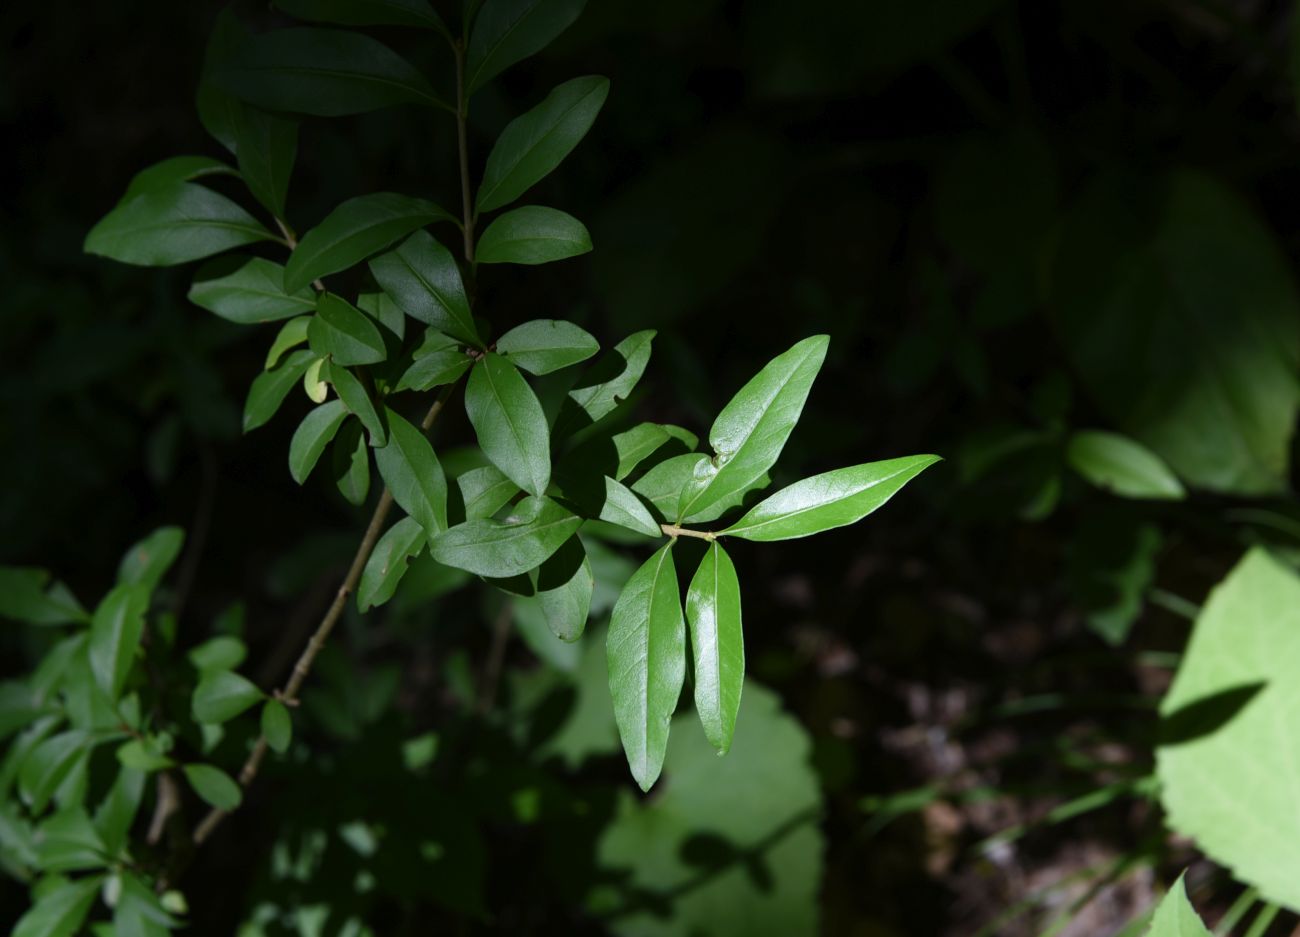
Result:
[1143, 873, 1211, 937]
[264, 316, 313, 369]
[686, 541, 743, 754]
[599, 477, 661, 538]
[1067, 430, 1185, 500]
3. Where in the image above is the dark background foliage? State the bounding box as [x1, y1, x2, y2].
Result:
[4, 1, 1298, 933]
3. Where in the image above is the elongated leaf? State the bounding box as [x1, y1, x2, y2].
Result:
[309, 293, 386, 366]
[304, 356, 329, 402]
[678, 335, 829, 523]
[532, 536, 593, 641]
[117, 526, 185, 593]
[457, 465, 519, 519]
[609, 423, 696, 480]
[288, 399, 349, 483]
[215, 27, 448, 115]
[285, 193, 455, 293]
[0, 568, 86, 626]
[599, 476, 661, 537]
[190, 257, 316, 325]
[35, 807, 109, 872]
[325, 361, 386, 445]
[245, 348, 314, 432]
[1067, 431, 1185, 501]
[465, 0, 587, 94]
[89, 584, 149, 700]
[686, 541, 743, 754]
[356, 289, 406, 339]
[359, 516, 426, 611]
[375, 408, 448, 536]
[114, 872, 178, 935]
[183, 763, 242, 811]
[85, 182, 273, 266]
[396, 348, 472, 392]
[495, 319, 598, 375]
[265, 316, 312, 369]
[93, 767, 146, 857]
[560, 329, 655, 429]
[232, 105, 298, 218]
[369, 231, 480, 345]
[124, 156, 237, 197]
[192, 670, 265, 724]
[477, 76, 609, 213]
[11, 875, 101, 937]
[476, 206, 591, 265]
[262, 699, 293, 754]
[274, 0, 447, 32]
[724, 455, 940, 541]
[632, 453, 709, 520]
[19, 730, 92, 814]
[1144, 874, 1211, 937]
[431, 495, 580, 577]
[466, 353, 552, 496]
[197, 9, 250, 152]
[607, 540, 685, 791]
[331, 420, 371, 505]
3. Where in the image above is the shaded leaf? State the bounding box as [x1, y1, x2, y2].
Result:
[190, 257, 316, 325]
[232, 105, 298, 218]
[274, 0, 448, 32]
[495, 319, 598, 375]
[465, 353, 552, 496]
[330, 419, 372, 506]
[192, 670, 265, 724]
[599, 476, 661, 538]
[325, 361, 386, 445]
[244, 348, 314, 432]
[369, 230, 480, 345]
[117, 527, 185, 593]
[559, 329, 656, 430]
[288, 399, 349, 484]
[1067, 431, 1185, 501]
[11, 875, 101, 937]
[432, 495, 580, 577]
[183, 764, 242, 811]
[89, 584, 149, 700]
[123, 156, 237, 197]
[262, 699, 293, 754]
[466, 0, 587, 94]
[358, 517, 426, 611]
[308, 293, 386, 366]
[375, 408, 449, 536]
[476, 206, 592, 265]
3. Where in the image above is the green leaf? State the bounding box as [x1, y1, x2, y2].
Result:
[116, 738, 174, 773]
[262, 699, 293, 754]
[631, 453, 708, 520]
[331, 420, 372, 506]
[34, 807, 109, 872]
[686, 541, 743, 754]
[375, 408, 449, 536]
[495, 319, 599, 375]
[599, 477, 661, 538]
[265, 316, 313, 369]
[190, 257, 317, 325]
[1156, 548, 1300, 910]
[304, 356, 329, 403]
[187, 636, 248, 673]
[0, 568, 86, 626]
[612, 423, 698, 481]
[678, 335, 829, 523]
[20, 731, 91, 814]
[723, 455, 940, 541]
[183, 763, 242, 811]
[215, 27, 449, 116]
[457, 465, 519, 519]
[274, 0, 448, 32]
[192, 670, 265, 724]
[560, 329, 655, 429]
[369, 231, 480, 346]
[1066, 431, 1185, 501]
[1055, 171, 1300, 495]
[465, 353, 552, 497]
[324, 361, 386, 445]
[395, 348, 472, 393]
[358, 517, 426, 611]
[117, 527, 185, 593]
[123, 156, 238, 197]
[196, 10, 248, 153]
[244, 349, 314, 433]
[93, 767, 145, 858]
[356, 290, 406, 340]
[114, 872, 178, 936]
[432, 495, 580, 577]
[607, 540, 685, 791]
[531, 536, 593, 641]
[476, 206, 592, 265]
[477, 76, 610, 213]
[465, 0, 587, 95]
[231, 106, 298, 218]
[285, 193, 455, 293]
[288, 399, 349, 484]
[89, 584, 149, 700]
[1143, 874, 1211, 937]
[11, 875, 101, 937]
[309, 293, 386, 366]
[85, 182, 274, 267]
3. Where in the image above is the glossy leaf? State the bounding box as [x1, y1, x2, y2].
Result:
[123, 155, 237, 197]
[358, 516, 426, 611]
[561, 329, 655, 428]
[723, 455, 940, 541]
[285, 193, 455, 293]
[288, 399, 349, 484]
[117, 526, 184, 593]
[432, 495, 580, 577]
[215, 27, 448, 116]
[265, 316, 313, 369]
[465, 353, 552, 496]
[465, 0, 587, 94]
[477, 76, 609, 213]
[183, 763, 242, 811]
[88, 583, 149, 700]
[244, 349, 314, 432]
[11, 875, 101, 937]
[262, 699, 293, 754]
[374, 408, 449, 536]
[396, 348, 472, 393]
[599, 476, 661, 538]
[331, 420, 372, 505]
[369, 230, 480, 346]
[612, 423, 698, 481]
[1066, 431, 1185, 501]
[1144, 874, 1211, 937]
[607, 540, 685, 791]
[477, 206, 591, 265]
[231, 105, 298, 218]
[308, 293, 386, 366]
[85, 182, 274, 266]
[274, 0, 448, 32]
[190, 257, 316, 325]
[678, 335, 829, 523]
[192, 670, 265, 724]
[532, 536, 593, 641]
[495, 319, 599, 375]
[457, 465, 519, 519]
[686, 541, 744, 754]
[632, 453, 708, 520]
[324, 361, 386, 446]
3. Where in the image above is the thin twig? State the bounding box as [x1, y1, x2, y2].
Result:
[660, 524, 717, 541]
[454, 40, 476, 265]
